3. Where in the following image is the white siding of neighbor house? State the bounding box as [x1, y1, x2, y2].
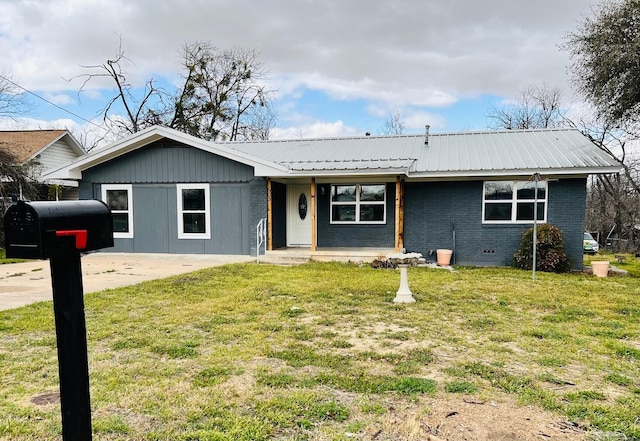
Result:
[37, 139, 84, 175]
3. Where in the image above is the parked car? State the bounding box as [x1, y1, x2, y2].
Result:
[583, 232, 599, 254]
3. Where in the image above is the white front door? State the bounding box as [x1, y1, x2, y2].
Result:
[287, 184, 312, 246]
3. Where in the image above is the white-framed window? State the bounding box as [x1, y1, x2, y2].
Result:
[482, 180, 547, 224]
[177, 184, 211, 239]
[330, 184, 386, 224]
[101, 184, 133, 239]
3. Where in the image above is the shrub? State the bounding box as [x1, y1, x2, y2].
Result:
[513, 224, 569, 273]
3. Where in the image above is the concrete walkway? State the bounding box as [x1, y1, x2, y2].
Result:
[0, 252, 254, 311]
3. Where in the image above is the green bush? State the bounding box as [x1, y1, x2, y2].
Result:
[513, 224, 569, 273]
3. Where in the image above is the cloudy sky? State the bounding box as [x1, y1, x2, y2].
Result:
[0, 0, 597, 145]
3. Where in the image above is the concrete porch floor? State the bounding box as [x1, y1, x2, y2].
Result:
[261, 247, 395, 264]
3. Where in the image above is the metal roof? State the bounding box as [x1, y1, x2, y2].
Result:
[42, 126, 621, 181]
[223, 128, 620, 177]
[223, 135, 420, 172]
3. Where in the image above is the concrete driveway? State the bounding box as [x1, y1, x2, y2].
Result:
[0, 252, 254, 311]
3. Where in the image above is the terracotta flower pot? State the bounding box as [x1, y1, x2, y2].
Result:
[591, 261, 609, 277]
[436, 249, 453, 266]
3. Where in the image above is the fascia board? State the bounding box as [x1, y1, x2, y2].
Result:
[43, 126, 289, 180]
[257, 167, 412, 178]
[408, 166, 622, 179]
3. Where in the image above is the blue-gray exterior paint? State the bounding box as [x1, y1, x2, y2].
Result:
[403, 178, 586, 269]
[316, 183, 395, 248]
[75, 135, 588, 265]
[83, 140, 254, 183]
[79, 141, 266, 255]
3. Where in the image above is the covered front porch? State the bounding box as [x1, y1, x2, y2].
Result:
[265, 177, 406, 254]
[260, 247, 396, 265]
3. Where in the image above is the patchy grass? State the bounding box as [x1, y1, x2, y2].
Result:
[0, 248, 28, 265]
[0, 261, 639, 440]
[585, 251, 640, 277]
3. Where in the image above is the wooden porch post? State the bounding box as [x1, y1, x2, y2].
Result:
[267, 178, 273, 251]
[311, 178, 317, 252]
[395, 176, 405, 252]
[395, 177, 400, 251]
[399, 178, 405, 251]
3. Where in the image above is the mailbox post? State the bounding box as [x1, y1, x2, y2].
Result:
[4, 200, 114, 441]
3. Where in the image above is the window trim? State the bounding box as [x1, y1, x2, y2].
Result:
[101, 184, 134, 239]
[177, 183, 211, 239]
[482, 180, 548, 224]
[330, 183, 386, 224]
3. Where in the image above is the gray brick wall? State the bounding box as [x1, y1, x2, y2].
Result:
[403, 178, 586, 269]
[249, 177, 268, 257]
[546, 178, 586, 268]
[316, 183, 395, 248]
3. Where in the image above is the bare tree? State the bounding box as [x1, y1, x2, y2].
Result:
[563, 0, 640, 127]
[567, 116, 640, 249]
[70, 37, 170, 136]
[170, 42, 275, 141]
[236, 101, 277, 140]
[74, 40, 277, 141]
[485, 83, 640, 249]
[379, 110, 406, 135]
[488, 84, 565, 130]
[0, 148, 40, 244]
[0, 73, 30, 120]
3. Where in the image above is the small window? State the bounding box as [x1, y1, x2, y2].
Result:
[177, 184, 210, 239]
[101, 184, 133, 238]
[331, 184, 386, 224]
[483, 181, 547, 224]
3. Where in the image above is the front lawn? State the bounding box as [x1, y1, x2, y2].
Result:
[0, 262, 639, 440]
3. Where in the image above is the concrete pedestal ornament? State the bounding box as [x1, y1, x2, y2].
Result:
[388, 252, 422, 303]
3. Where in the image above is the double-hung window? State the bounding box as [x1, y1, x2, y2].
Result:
[483, 180, 547, 223]
[331, 184, 386, 224]
[177, 184, 210, 239]
[102, 184, 133, 238]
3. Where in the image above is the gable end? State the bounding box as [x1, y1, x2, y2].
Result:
[82, 140, 255, 184]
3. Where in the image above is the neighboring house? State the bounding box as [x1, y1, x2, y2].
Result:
[0, 129, 85, 200]
[43, 125, 619, 269]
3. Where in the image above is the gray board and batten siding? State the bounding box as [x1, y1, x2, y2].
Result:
[78, 140, 267, 255]
[403, 178, 586, 270]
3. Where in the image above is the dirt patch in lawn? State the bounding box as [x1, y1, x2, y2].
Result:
[420, 396, 585, 441]
[359, 394, 587, 441]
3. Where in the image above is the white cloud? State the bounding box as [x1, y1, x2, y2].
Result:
[0, 0, 597, 137]
[271, 121, 361, 140]
[0, 116, 78, 132]
[42, 93, 74, 106]
[0, 115, 118, 151]
[404, 111, 447, 131]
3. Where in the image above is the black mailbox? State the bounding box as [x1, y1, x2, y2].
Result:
[4, 200, 114, 259]
[3, 199, 114, 440]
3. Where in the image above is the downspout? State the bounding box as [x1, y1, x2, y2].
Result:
[452, 222, 456, 265]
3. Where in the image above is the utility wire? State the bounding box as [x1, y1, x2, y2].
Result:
[0, 74, 110, 132]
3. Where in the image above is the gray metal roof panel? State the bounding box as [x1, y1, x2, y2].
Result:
[220, 128, 620, 176]
[281, 158, 416, 171]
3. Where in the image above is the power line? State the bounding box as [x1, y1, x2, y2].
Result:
[0, 74, 109, 132]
